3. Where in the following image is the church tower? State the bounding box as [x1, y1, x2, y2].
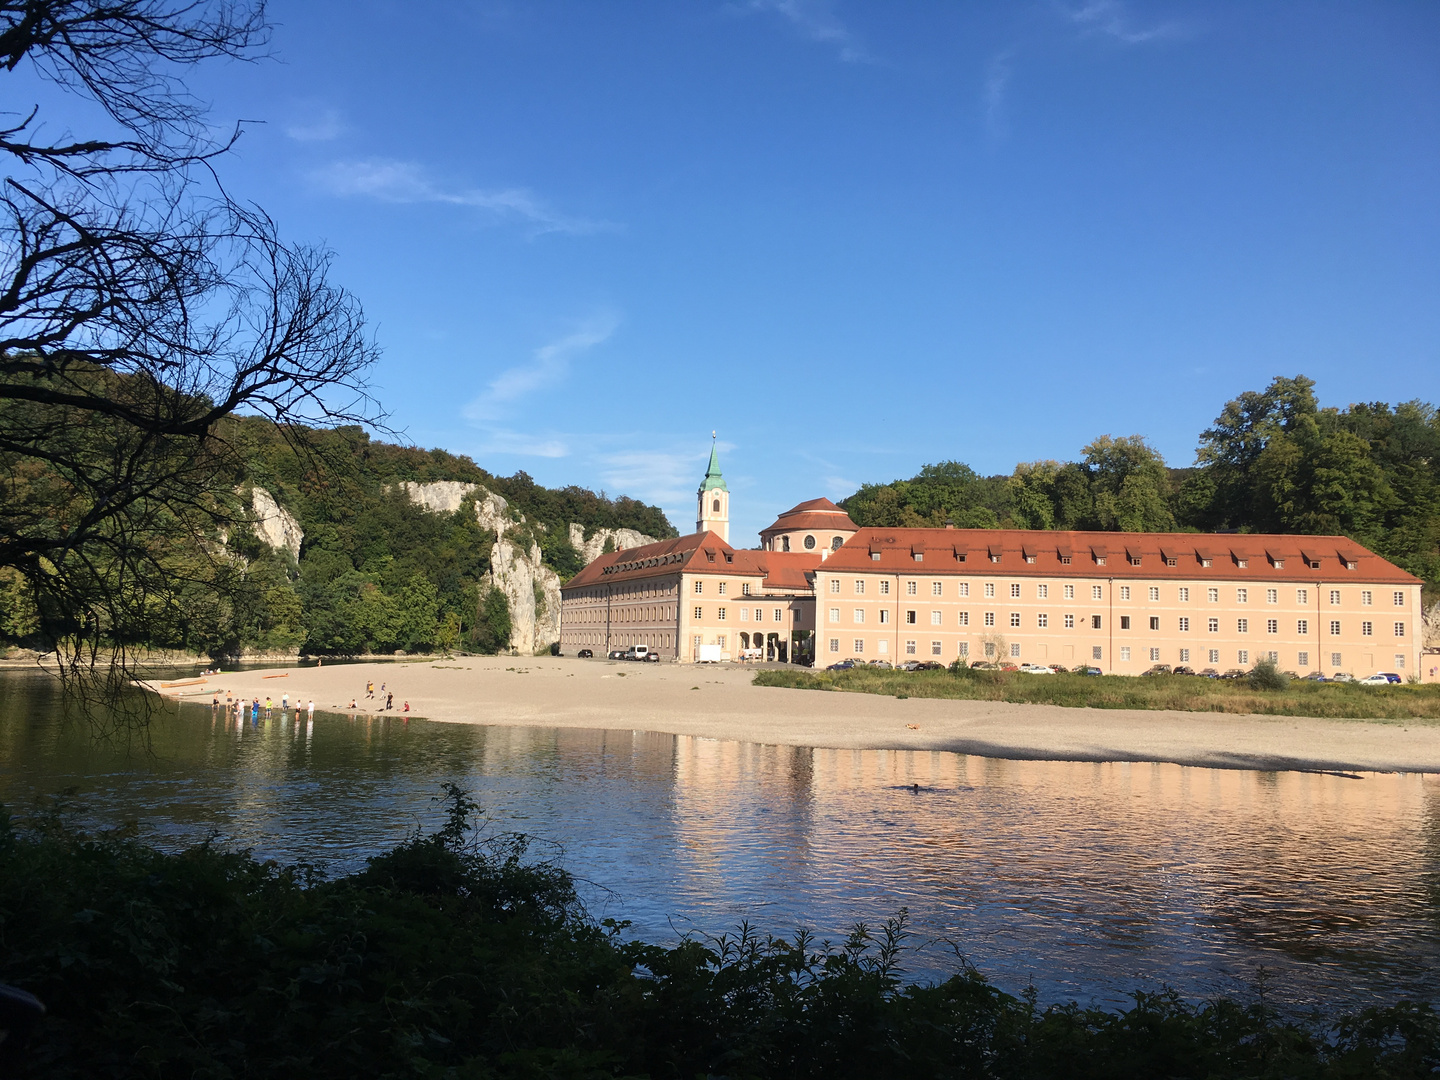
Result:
[696, 435, 730, 543]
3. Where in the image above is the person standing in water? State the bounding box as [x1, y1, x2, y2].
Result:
[307, 699, 315, 719]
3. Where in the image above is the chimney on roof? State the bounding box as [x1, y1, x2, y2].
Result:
[944, 518, 954, 529]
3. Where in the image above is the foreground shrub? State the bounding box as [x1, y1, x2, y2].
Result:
[1, 791, 1437, 1078]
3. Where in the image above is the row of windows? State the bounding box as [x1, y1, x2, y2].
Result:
[825, 608, 1408, 637]
[693, 580, 754, 596]
[823, 580, 1409, 606]
[823, 637, 1410, 671]
[695, 606, 789, 622]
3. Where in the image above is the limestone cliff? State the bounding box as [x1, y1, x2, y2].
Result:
[398, 480, 657, 655]
[249, 487, 303, 563]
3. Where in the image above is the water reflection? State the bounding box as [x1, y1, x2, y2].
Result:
[1, 669, 1437, 1009]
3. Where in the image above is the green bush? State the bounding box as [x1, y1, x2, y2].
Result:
[1250, 656, 1289, 691]
[2, 790, 1438, 1078]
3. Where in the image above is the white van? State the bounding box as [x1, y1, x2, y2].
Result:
[625, 645, 651, 661]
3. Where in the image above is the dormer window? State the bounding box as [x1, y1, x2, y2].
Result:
[1026, 556, 1036, 564]
[1237, 559, 1248, 569]
[871, 552, 881, 562]
[1060, 555, 1072, 565]
[1202, 559, 1212, 568]
[1096, 557, 1106, 567]
[724, 552, 733, 563]
[913, 553, 923, 562]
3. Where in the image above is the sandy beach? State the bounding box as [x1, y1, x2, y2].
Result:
[141, 656, 1440, 775]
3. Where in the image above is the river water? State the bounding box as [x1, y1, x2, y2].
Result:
[1, 667, 1438, 1011]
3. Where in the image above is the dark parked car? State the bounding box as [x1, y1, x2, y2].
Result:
[1049, 664, 1069, 674]
[916, 661, 945, 671]
[1197, 667, 1220, 678]
[1219, 668, 1246, 679]
[826, 660, 855, 671]
[577, 649, 593, 658]
[1299, 671, 1326, 681]
[608, 649, 626, 660]
[1076, 665, 1103, 676]
[1172, 665, 1195, 676]
[1140, 664, 1173, 677]
[1377, 672, 1402, 684]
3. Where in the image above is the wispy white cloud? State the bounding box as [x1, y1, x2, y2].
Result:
[597, 440, 735, 528]
[984, 49, 1014, 135]
[749, 0, 872, 63]
[464, 315, 620, 425]
[822, 474, 858, 499]
[285, 107, 345, 142]
[470, 429, 571, 459]
[309, 158, 615, 235]
[1063, 0, 1188, 44]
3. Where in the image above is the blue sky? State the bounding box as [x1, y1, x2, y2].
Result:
[57, 3, 1440, 540]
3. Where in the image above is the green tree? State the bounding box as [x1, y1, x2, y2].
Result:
[470, 587, 512, 654]
[1083, 435, 1176, 531]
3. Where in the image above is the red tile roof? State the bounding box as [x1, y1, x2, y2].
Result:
[823, 528, 1419, 584]
[759, 497, 859, 537]
[562, 532, 822, 592]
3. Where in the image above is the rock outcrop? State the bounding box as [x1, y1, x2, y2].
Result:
[567, 524, 657, 564]
[397, 480, 659, 655]
[250, 487, 303, 563]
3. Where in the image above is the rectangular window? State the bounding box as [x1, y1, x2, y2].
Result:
[932, 581, 943, 596]
[1237, 618, 1248, 633]
[693, 606, 703, 619]
[694, 581, 703, 594]
[878, 640, 889, 654]
[717, 607, 726, 620]
[830, 579, 840, 593]
[717, 635, 727, 648]
[1266, 619, 1277, 634]
[829, 607, 840, 623]
[1238, 650, 1249, 664]
[1395, 622, 1406, 638]
[1038, 613, 1049, 628]
[1331, 652, 1342, 667]
[1011, 643, 1021, 657]
[1208, 617, 1219, 633]
[1266, 651, 1277, 662]
[1362, 590, 1372, 605]
[932, 640, 943, 656]
[855, 580, 865, 594]
[959, 641, 970, 656]
[1093, 646, 1103, 660]
[854, 639, 865, 653]
[1150, 648, 1161, 662]
[1010, 583, 1021, 598]
[1120, 586, 1131, 601]
[1329, 590, 1341, 605]
[958, 611, 969, 626]
[1362, 621, 1373, 636]
[1092, 615, 1102, 629]
[1266, 588, 1277, 604]
[1297, 589, 1308, 604]
[1179, 648, 1190, 663]
[985, 612, 996, 627]
[1237, 588, 1248, 604]
[1064, 584, 1075, 599]
[1120, 646, 1131, 661]
[717, 582, 727, 596]
[907, 581, 918, 596]
[879, 580, 890, 595]
[906, 610, 917, 624]
[1147, 617, 1158, 631]
[741, 583, 751, 596]
[829, 638, 840, 653]
[1297, 619, 1308, 635]
[1179, 587, 1190, 602]
[879, 609, 890, 624]
[1330, 620, 1341, 635]
[774, 609, 783, 623]
[1149, 587, 1160, 601]
[959, 582, 970, 597]
[1179, 616, 1190, 632]
[905, 640, 917, 655]
[930, 610, 942, 625]
[1394, 591, 1405, 606]
[985, 583, 996, 598]
[1208, 588, 1219, 603]
[1208, 649, 1220, 663]
[1064, 614, 1075, 628]
[1298, 651, 1309, 667]
[1038, 584, 1049, 599]
[1396, 654, 1406, 669]
[1093, 585, 1104, 600]
[1120, 615, 1131, 630]
[1010, 612, 1021, 627]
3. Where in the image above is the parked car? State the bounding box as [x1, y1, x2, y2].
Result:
[1298, 671, 1326, 682]
[970, 660, 997, 669]
[1219, 668, 1247, 679]
[899, 660, 924, 671]
[869, 659, 892, 669]
[1172, 665, 1195, 676]
[577, 649, 593, 658]
[1075, 666, 1103, 676]
[1331, 672, 1355, 683]
[1018, 663, 1054, 675]
[1358, 673, 1393, 686]
[1140, 664, 1173, 677]
[826, 660, 855, 671]
[1048, 664, 1069, 674]
[1197, 667, 1220, 678]
[998, 661, 1019, 671]
[1377, 672, 1402, 683]
[916, 661, 945, 671]
[608, 649, 626, 660]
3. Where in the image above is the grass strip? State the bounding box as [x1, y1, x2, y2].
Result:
[753, 666, 1440, 720]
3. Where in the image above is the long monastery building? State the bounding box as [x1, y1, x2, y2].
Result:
[559, 445, 1426, 678]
